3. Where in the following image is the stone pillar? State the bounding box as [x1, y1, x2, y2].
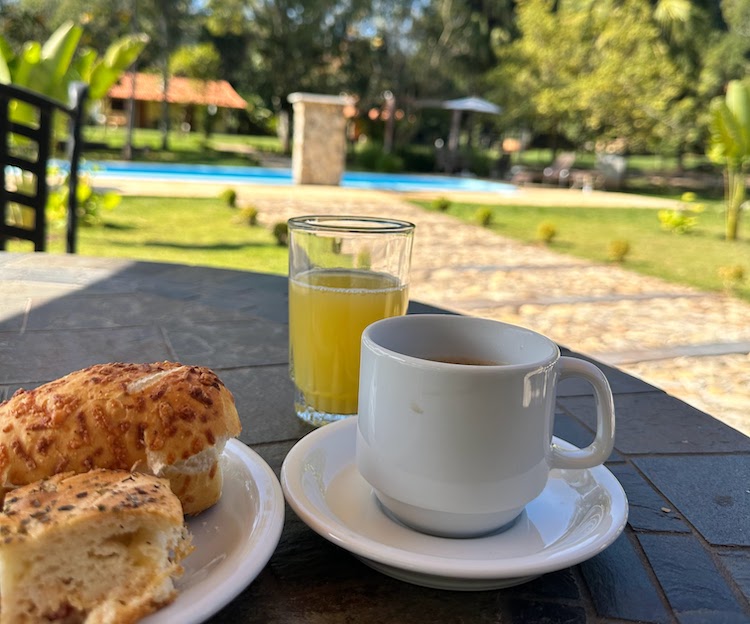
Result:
[288, 92, 351, 186]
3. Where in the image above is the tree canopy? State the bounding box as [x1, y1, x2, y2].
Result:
[0, 0, 748, 156]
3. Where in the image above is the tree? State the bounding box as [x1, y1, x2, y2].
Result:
[0, 0, 57, 51]
[489, 0, 684, 154]
[708, 80, 750, 241]
[169, 43, 223, 137]
[407, 0, 512, 98]
[203, 0, 372, 150]
[170, 43, 221, 79]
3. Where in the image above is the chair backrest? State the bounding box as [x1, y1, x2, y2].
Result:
[0, 82, 88, 253]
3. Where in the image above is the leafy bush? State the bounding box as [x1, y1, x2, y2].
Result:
[375, 152, 405, 173]
[681, 192, 698, 203]
[219, 188, 238, 208]
[272, 222, 289, 246]
[432, 197, 452, 212]
[351, 142, 382, 170]
[234, 205, 258, 226]
[468, 151, 493, 178]
[608, 240, 631, 263]
[718, 265, 745, 290]
[659, 194, 705, 234]
[537, 221, 557, 244]
[47, 175, 120, 228]
[475, 207, 493, 227]
[350, 142, 406, 173]
[658, 209, 698, 234]
[397, 146, 436, 172]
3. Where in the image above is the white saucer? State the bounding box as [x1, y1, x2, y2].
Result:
[142, 439, 285, 623]
[281, 417, 628, 591]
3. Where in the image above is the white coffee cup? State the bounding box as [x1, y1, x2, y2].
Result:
[355, 314, 615, 538]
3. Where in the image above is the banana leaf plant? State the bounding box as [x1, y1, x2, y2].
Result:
[708, 80, 750, 241]
[0, 21, 147, 233]
[0, 21, 148, 124]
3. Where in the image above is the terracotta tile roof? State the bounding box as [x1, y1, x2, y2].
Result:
[108, 73, 247, 109]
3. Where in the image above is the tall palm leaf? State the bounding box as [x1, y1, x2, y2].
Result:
[708, 80, 750, 240]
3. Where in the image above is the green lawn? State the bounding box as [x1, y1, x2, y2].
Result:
[8, 197, 289, 275]
[82, 127, 284, 166]
[415, 200, 750, 302]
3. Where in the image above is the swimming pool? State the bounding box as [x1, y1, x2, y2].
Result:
[84, 161, 517, 194]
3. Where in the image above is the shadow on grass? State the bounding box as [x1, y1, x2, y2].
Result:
[101, 222, 139, 231]
[137, 240, 281, 251]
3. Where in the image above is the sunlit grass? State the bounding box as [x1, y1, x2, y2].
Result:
[82, 128, 284, 166]
[8, 196, 289, 275]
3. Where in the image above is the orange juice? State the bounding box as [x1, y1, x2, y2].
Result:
[289, 268, 408, 415]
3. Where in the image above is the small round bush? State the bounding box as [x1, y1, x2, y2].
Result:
[608, 240, 631, 263]
[272, 222, 289, 246]
[432, 197, 452, 212]
[537, 222, 557, 244]
[240, 206, 259, 226]
[475, 207, 493, 227]
[220, 188, 238, 208]
[717, 265, 745, 290]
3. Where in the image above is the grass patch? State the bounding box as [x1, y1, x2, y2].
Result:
[416, 200, 750, 302]
[82, 127, 284, 166]
[7, 196, 289, 275]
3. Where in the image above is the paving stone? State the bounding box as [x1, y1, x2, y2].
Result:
[23, 291, 261, 330]
[557, 350, 661, 397]
[553, 411, 624, 462]
[579, 532, 670, 623]
[230, 550, 506, 624]
[513, 568, 580, 601]
[635, 455, 750, 546]
[251, 439, 294, 476]
[218, 365, 311, 445]
[606, 463, 690, 533]
[719, 551, 750, 605]
[165, 319, 288, 368]
[0, 296, 28, 332]
[1, 263, 133, 292]
[623, 354, 750, 439]
[560, 392, 750, 455]
[638, 533, 749, 622]
[504, 600, 587, 624]
[0, 326, 173, 384]
[408, 300, 456, 315]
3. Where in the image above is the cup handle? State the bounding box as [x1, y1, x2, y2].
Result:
[549, 356, 615, 470]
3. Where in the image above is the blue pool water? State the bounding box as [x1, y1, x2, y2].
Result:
[85, 161, 517, 194]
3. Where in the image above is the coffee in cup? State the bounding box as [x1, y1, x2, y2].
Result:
[355, 314, 615, 538]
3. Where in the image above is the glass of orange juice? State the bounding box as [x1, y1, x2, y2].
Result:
[288, 216, 414, 426]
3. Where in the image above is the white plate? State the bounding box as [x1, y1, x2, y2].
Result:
[281, 417, 628, 591]
[142, 439, 285, 623]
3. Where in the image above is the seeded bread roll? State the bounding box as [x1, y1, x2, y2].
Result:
[0, 469, 192, 624]
[0, 362, 242, 515]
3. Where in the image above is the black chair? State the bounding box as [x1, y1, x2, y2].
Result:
[0, 82, 88, 253]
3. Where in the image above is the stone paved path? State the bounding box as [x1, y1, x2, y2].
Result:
[104, 180, 750, 436]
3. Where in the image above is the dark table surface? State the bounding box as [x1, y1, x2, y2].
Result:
[2, 252, 750, 624]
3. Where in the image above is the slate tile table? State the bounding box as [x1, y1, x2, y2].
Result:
[2, 252, 750, 624]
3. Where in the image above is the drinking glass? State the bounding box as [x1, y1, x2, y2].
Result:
[288, 215, 414, 426]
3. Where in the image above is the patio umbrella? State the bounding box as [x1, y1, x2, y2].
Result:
[442, 96, 502, 157]
[442, 96, 502, 115]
